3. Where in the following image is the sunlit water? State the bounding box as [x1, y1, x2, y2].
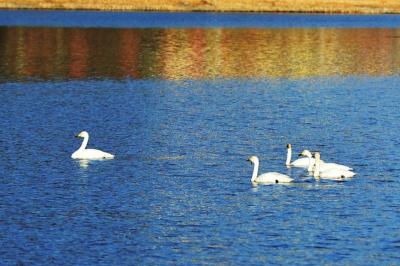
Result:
[1, 11, 400, 265]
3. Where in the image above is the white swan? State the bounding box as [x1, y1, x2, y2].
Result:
[313, 152, 356, 180]
[71, 131, 114, 160]
[248, 155, 293, 184]
[286, 144, 318, 168]
[300, 149, 353, 172]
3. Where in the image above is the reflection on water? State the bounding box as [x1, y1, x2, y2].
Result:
[1, 26, 400, 81]
[77, 159, 90, 169]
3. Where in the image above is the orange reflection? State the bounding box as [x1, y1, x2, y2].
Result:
[69, 29, 88, 78]
[0, 27, 399, 81]
[120, 29, 141, 79]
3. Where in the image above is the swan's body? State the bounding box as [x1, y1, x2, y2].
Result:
[314, 152, 355, 180]
[317, 169, 356, 179]
[72, 149, 114, 160]
[71, 131, 114, 160]
[248, 156, 293, 184]
[286, 144, 318, 168]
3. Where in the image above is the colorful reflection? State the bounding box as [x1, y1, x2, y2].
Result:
[1, 26, 400, 81]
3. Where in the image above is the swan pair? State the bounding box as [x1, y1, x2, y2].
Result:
[297, 149, 355, 179]
[71, 131, 114, 160]
[312, 151, 356, 180]
[288, 143, 354, 174]
[298, 149, 353, 172]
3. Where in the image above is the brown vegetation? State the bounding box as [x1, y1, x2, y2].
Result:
[1, 0, 400, 13]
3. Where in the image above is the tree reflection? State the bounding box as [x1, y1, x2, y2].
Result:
[0, 26, 399, 81]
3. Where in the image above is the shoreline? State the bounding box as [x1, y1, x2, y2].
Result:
[1, 1, 400, 14]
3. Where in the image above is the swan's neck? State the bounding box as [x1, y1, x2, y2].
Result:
[314, 156, 320, 178]
[251, 161, 259, 182]
[286, 148, 291, 166]
[78, 135, 89, 151]
[307, 156, 314, 172]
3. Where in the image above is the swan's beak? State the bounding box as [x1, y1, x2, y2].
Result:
[75, 134, 81, 138]
[298, 153, 303, 157]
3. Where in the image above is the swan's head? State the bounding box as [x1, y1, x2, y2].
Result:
[76, 131, 89, 138]
[287, 143, 292, 149]
[247, 155, 259, 164]
[299, 149, 312, 158]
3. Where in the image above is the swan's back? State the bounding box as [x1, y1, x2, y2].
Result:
[255, 172, 293, 184]
[291, 157, 315, 168]
[320, 162, 352, 171]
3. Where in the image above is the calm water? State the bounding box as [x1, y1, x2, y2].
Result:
[1, 11, 400, 265]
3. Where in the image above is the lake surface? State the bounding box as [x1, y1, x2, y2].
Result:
[1, 11, 400, 265]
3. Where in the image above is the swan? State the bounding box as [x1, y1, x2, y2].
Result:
[71, 131, 114, 160]
[313, 152, 356, 180]
[300, 149, 353, 172]
[286, 144, 318, 168]
[248, 155, 293, 184]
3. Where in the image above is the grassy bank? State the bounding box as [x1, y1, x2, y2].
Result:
[1, 0, 400, 13]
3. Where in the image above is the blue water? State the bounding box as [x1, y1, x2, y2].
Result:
[1, 10, 400, 265]
[1, 77, 400, 265]
[2, 10, 400, 28]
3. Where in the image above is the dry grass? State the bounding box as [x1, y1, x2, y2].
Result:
[1, 0, 400, 13]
